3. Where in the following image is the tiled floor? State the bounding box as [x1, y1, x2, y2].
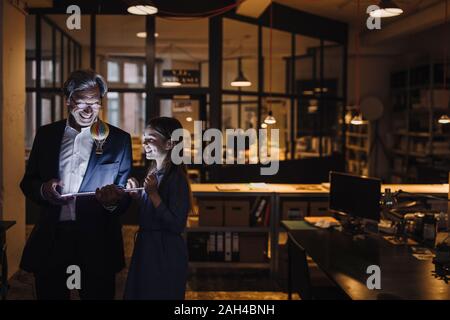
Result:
[6, 225, 295, 300]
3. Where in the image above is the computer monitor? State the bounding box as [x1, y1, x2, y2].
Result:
[329, 171, 381, 222]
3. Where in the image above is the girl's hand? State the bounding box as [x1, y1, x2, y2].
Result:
[144, 173, 158, 195]
[126, 177, 141, 200]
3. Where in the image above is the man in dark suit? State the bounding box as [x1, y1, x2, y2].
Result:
[20, 70, 132, 300]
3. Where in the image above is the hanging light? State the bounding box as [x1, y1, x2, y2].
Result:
[264, 111, 276, 125]
[350, 113, 365, 125]
[161, 44, 181, 87]
[127, 3, 158, 15]
[161, 78, 181, 87]
[136, 32, 159, 38]
[438, 114, 450, 124]
[231, 58, 251, 87]
[438, 1, 449, 124]
[370, 0, 403, 18]
[186, 116, 193, 122]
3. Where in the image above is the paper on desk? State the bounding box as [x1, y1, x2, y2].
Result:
[248, 183, 269, 190]
[215, 185, 241, 191]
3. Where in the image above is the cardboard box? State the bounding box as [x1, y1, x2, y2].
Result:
[239, 233, 267, 262]
[282, 201, 308, 220]
[309, 201, 330, 216]
[199, 200, 224, 226]
[224, 201, 250, 226]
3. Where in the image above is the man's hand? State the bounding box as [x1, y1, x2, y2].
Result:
[41, 179, 73, 205]
[144, 173, 158, 195]
[126, 177, 141, 200]
[95, 184, 125, 207]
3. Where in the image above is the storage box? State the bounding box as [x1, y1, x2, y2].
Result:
[224, 201, 250, 226]
[309, 201, 330, 216]
[282, 201, 308, 220]
[239, 233, 267, 262]
[199, 200, 224, 226]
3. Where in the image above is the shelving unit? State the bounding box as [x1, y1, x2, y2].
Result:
[187, 188, 277, 273]
[345, 120, 371, 176]
[390, 59, 450, 183]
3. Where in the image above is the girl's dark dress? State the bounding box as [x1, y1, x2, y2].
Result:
[124, 167, 189, 300]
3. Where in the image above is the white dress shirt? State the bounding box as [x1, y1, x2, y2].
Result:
[58, 123, 94, 221]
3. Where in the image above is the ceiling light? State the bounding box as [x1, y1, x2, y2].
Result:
[127, 4, 158, 15]
[350, 114, 365, 125]
[161, 79, 181, 87]
[370, 0, 403, 18]
[231, 72, 252, 87]
[264, 111, 276, 125]
[438, 114, 450, 124]
[231, 57, 252, 87]
[136, 32, 159, 38]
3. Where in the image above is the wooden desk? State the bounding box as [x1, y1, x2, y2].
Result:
[282, 220, 450, 300]
[189, 183, 448, 276]
[0, 221, 15, 300]
[191, 183, 449, 196]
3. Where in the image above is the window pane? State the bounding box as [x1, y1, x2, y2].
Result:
[25, 92, 36, 153]
[104, 92, 145, 136]
[323, 41, 344, 98]
[156, 18, 208, 88]
[223, 18, 258, 92]
[124, 62, 139, 84]
[262, 97, 290, 161]
[263, 27, 291, 94]
[26, 15, 36, 87]
[41, 20, 53, 87]
[41, 98, 52, 126]
[97, 15, 145, 89]
[55, 30, 62, 87]
[107, 61, 120, 82]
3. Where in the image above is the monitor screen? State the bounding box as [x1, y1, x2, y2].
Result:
[329, 171, 381, 222]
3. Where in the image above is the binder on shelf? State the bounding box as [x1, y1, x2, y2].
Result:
[264, 202, 271, 227]
[225, 232, 232, 262]
[216, 232, 225, 261]
[208, 232, 216, 261]
[254, 198, 267, 226]
[232, 232, 240, 262]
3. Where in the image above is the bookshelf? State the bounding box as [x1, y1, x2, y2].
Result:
[390, 59, 450, 183]
[186, 192, 275, 271]
[345, 117, 371, 176]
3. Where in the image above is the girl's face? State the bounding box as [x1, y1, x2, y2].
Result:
[143, 128, 172, 160]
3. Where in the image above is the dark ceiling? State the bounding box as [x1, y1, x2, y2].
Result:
[46, 0, 238, 15]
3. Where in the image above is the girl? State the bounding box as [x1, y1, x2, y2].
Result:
[124, 117, 192, 300]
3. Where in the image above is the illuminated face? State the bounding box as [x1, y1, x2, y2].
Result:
[68, 86, 101, 127]
[142, 127, 172, 160]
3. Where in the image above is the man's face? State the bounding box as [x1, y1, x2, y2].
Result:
[68, 86, 101, 127]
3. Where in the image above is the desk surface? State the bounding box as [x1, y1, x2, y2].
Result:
[191, 183, 449, 195]
[0, 221, 15, 231]
[282, 220, 450, 300]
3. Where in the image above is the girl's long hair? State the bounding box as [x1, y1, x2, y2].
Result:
[145, 117, 194, 212]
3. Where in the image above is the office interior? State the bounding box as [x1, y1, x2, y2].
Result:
[0, 0, 450, 300]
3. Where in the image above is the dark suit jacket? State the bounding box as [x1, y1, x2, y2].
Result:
[20, 119, 132, 274]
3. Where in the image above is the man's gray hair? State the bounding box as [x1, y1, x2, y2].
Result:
[63, 69, 108, 99]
